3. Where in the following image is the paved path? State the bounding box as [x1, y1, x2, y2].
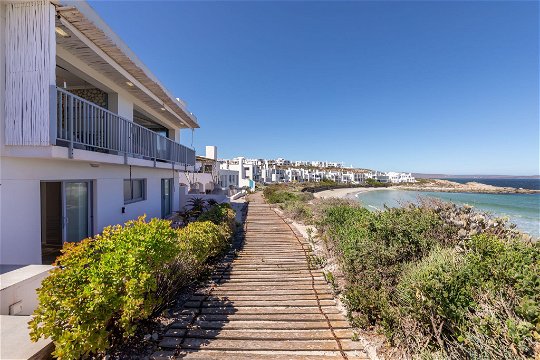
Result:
[153, 193, 367, 359]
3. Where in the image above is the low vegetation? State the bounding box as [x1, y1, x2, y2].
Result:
[29, 203, 236, 360]
[263, 183, 539, 358]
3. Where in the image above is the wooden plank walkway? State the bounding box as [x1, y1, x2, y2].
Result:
[152, 194, 367, 359]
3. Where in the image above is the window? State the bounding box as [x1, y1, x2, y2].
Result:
[124, 179, 146, 204]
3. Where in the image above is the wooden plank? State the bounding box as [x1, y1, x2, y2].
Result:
[190, 294, 335, 301]
[183, 300, 335, 308]
[160, 338, 365, 352]
[171, 313, 346, 323]
[169, 320, 349, 330]
[164, 328, 353, 340]
[152, 350, 369, 360]
[181, 306, 341, 315]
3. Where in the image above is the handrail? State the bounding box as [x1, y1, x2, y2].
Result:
[55, 87, 195, 166]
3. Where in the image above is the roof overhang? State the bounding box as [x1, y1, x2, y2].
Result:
[52, 0, 199, 129]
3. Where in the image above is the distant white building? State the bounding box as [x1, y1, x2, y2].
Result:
[219, 157, 257, 190]
[275, 158, 291, 166]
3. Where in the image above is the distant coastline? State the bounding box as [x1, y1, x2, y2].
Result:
[314, 179, 540, 199]
[414, 173, 540, 180]
[395, 179, 540, 194]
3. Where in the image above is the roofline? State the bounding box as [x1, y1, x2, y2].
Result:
[56, 0, 199, 128]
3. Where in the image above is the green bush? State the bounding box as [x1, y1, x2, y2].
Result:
[317, 204, 456, 327]
[29, 210, 236, 360]
[263, 184, 288, 199]
[280, 200, 313, 222]
[198, 203, 236, 232]
[316, 196, 539, 358]
[266, 190, 298, 204]
[396, 234, 539, 357]
[365, 178, 389, 187]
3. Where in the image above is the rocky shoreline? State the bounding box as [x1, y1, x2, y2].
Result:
[395, 179, 540, 194]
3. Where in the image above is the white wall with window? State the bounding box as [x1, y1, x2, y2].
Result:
[0, 157, 180, 265]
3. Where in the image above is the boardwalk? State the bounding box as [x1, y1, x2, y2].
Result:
[153, 194, 367, 359]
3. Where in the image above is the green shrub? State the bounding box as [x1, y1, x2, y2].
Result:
[314, 198, 539, 358]
[394, 234, 539, 357]
[280, 200, 313, 222]
[266, 190, 298, 204]
[365, 178, 388, 187]
[29, 210, 236, 360]
[318, 204, 455, 326]
[263, 184, 288, 199]
[198, 203, 236, 232]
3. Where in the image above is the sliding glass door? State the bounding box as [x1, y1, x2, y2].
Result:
[161, 178, 173, 218]
[41, 180, 93, 263]
[64, 181, 92, 243]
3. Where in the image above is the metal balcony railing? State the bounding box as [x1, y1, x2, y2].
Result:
[55, 87, 195, 166]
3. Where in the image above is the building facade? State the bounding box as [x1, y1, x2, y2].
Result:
[1, 1, 198, 265]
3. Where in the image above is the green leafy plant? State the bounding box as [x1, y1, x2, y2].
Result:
[29, 209, 236, 360]
[314, 197, 539, 358]
[187, 197, 207, 217]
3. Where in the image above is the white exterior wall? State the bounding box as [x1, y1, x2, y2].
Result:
[0, 156, 180, 265]
[108, 93, 134, 121]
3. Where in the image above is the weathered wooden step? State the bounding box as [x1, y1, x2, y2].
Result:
[160, 337, 364, 352]
[169, 320, 349, 331]
[152, 350, 368, 360]
[190, 293, 334, 301]
[164, 328, 353, 340]
[180, 306, 341, 315]
[183, 300, 336, 308]
[171, 313, 346, 323]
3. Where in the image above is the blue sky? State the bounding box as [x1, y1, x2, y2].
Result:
[89, 1, 539, 175]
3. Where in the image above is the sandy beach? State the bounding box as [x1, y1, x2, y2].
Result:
[313, 187, 389, 199]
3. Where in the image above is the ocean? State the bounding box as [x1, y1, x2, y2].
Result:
[355, 189, 540, 238]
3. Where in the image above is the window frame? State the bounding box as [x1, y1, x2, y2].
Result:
[124, 178, 146, 204]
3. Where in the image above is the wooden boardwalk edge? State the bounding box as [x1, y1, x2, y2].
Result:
[151, 193, 368, 360]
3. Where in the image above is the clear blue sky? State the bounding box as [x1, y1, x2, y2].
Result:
[89, 1, 539, 175]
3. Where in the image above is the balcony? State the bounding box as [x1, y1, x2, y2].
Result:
[54, 87, 195, 166]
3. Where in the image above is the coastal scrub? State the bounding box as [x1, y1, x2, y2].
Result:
[313, 199, 539, 358]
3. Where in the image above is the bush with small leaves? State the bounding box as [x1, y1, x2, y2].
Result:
[29, 208, 236, 360]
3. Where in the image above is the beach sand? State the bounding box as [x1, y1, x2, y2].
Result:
[313, 187, 390, 199]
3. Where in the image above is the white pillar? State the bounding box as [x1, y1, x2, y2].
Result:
[108, 93, 133, 121]
[169, 128, 181, 143]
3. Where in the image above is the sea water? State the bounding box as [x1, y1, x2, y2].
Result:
[355, 189, 540, 238]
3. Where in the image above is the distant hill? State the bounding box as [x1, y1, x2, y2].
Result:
[413, 174, 540, 179]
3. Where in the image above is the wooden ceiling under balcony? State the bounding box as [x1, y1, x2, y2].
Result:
[54, 5, 199, 129]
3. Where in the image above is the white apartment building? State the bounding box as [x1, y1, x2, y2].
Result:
[275, 158, 291, 166]
[218, 169, 239, 190]
[219, 157, 257, 190]
[1, 1, 198, 265]
[366, 171, 416, 183]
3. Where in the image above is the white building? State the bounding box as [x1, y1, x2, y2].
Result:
[275, 158, 291, 166]
[0, 1, 198, 265]
[218, 169, 239, 190]
[219, 157, 257, 190]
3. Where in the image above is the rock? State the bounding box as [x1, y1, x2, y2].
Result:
[144, 334, 152, 341]
[103, 356, 110, 360]
[458, 229, 468, 238]
[152, 333, 159, 341]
